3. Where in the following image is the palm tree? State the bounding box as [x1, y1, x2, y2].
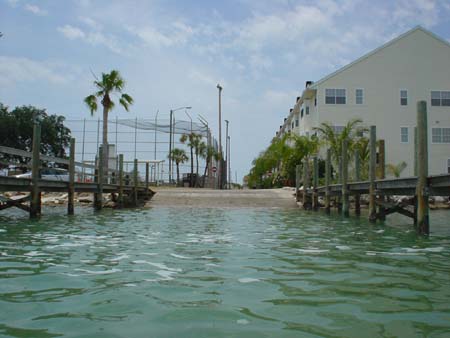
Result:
[168, 148, 188, 186]
[84, 70, 133, 171]
[313, 119, 367, 181]
[199, 142, 217, 187]
[386, 161, 407, 178]
[354, 136, 370, 180]
[180, 133, 202, 187]
[313, 119, 366, 162]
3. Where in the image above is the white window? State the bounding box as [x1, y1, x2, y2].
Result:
[333, 126, 345, 134]
[295, 119, 299, 127]
[291, 122, 294, 129]
[306, 106, 310, 115]
[431, 91, 450, 106]
[400, 90, 408, 106]
[356, 89, 364, 104]
[325, 89, 346, 104]
[432, 127, 450, 143]
[400, 127, 409, 143]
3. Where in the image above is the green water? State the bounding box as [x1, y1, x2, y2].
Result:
[0, 207, 449, 338]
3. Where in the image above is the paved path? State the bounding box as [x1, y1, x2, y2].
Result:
[147, 188, 297, 208]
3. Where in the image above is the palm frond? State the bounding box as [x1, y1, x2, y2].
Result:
[84, 95, 98, 115]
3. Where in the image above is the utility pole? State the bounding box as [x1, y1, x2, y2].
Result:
[169, 109, 173, 183]
[217, 84, 223, 189]
[225, 119, 229, 189]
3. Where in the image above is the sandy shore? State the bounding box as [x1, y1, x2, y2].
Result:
[147, 187, 298, 208]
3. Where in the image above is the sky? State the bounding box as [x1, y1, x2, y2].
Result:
[1, 0, 450, 182]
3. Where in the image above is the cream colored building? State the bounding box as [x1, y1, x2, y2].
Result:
[279, 26, 450, 176]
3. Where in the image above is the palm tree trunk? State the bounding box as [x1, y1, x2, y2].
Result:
[203, 159, 209, 187]
[102, 103, 109, 182]
[176, 163, 180, 187]
[195, 151, 199, 187]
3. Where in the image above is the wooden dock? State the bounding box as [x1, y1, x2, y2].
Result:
[0, 123, 154, 218]
[296, 101, 450, 235]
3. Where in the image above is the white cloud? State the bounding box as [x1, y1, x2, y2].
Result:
[24, 3, 47, 16]
[0, 56, 70, 86]
[58, 25, 85, 39]
[57, 25, 122, 54]
[126, 21, 195, 48]
[79, 16, 102, 30]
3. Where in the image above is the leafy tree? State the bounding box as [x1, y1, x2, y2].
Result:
[246, 133, 318, 188]
[84, 70, 133, 169]
[0, 103, 71, 167]
[169, 148, 188, 186]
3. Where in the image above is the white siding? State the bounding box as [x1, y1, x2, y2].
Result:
[303, 28, 450, 176]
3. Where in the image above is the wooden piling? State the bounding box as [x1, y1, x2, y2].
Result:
[378, 139, 386, 221]
[295, 164, 301, 202]
[342, 140, 349, 217]
[369, 125, 377, 222]
[68, 138, 75, 215]
[94, 146, 103, 210]
[414, 127, 418, 177]
[416, 101, 429, 235]
[302, 158, 310, 210]
[354, 150, 361, 216]
[118, 154, 124, 208]
[337, 156, 342, 213]
[312, 156, 319, 210]
[30, 123, 41, 218]
[325, 149, 331, 214]
[133, 159, 138, 206]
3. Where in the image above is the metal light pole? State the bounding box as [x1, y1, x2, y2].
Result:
[228, 135, 231, 190]
[168, 106, 191, 184]
[185, 110, 194, 187]
[225, 119, 229, 190]
[217, 84, 223, 189]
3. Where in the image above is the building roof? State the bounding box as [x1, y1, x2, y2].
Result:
[310, 26, 450, 89]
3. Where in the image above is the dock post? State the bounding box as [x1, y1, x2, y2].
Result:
[118, 154, 124, 208]
[369, 126, 377, 222]
[325, 149, 331, 214]
[133, 159, 138, 206]
[30, 123, 41, 218]
[416, 101, 429, 235]
[354, 150, 361, 216]
[302, 158, 310, 210]
[95, 146, 104, 210]
[295, 164, 301, 202]
[68, 138, 75, 215]
[414, 127, 418, 176]
[342, 140, 349, 217]
[378, 139, 386, 221]
[145, 161, 150, 198]
[336, 156, 342, 213]
[312, 156, 319, 210]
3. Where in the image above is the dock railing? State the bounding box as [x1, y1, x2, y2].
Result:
[0, 123, 154, 218]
